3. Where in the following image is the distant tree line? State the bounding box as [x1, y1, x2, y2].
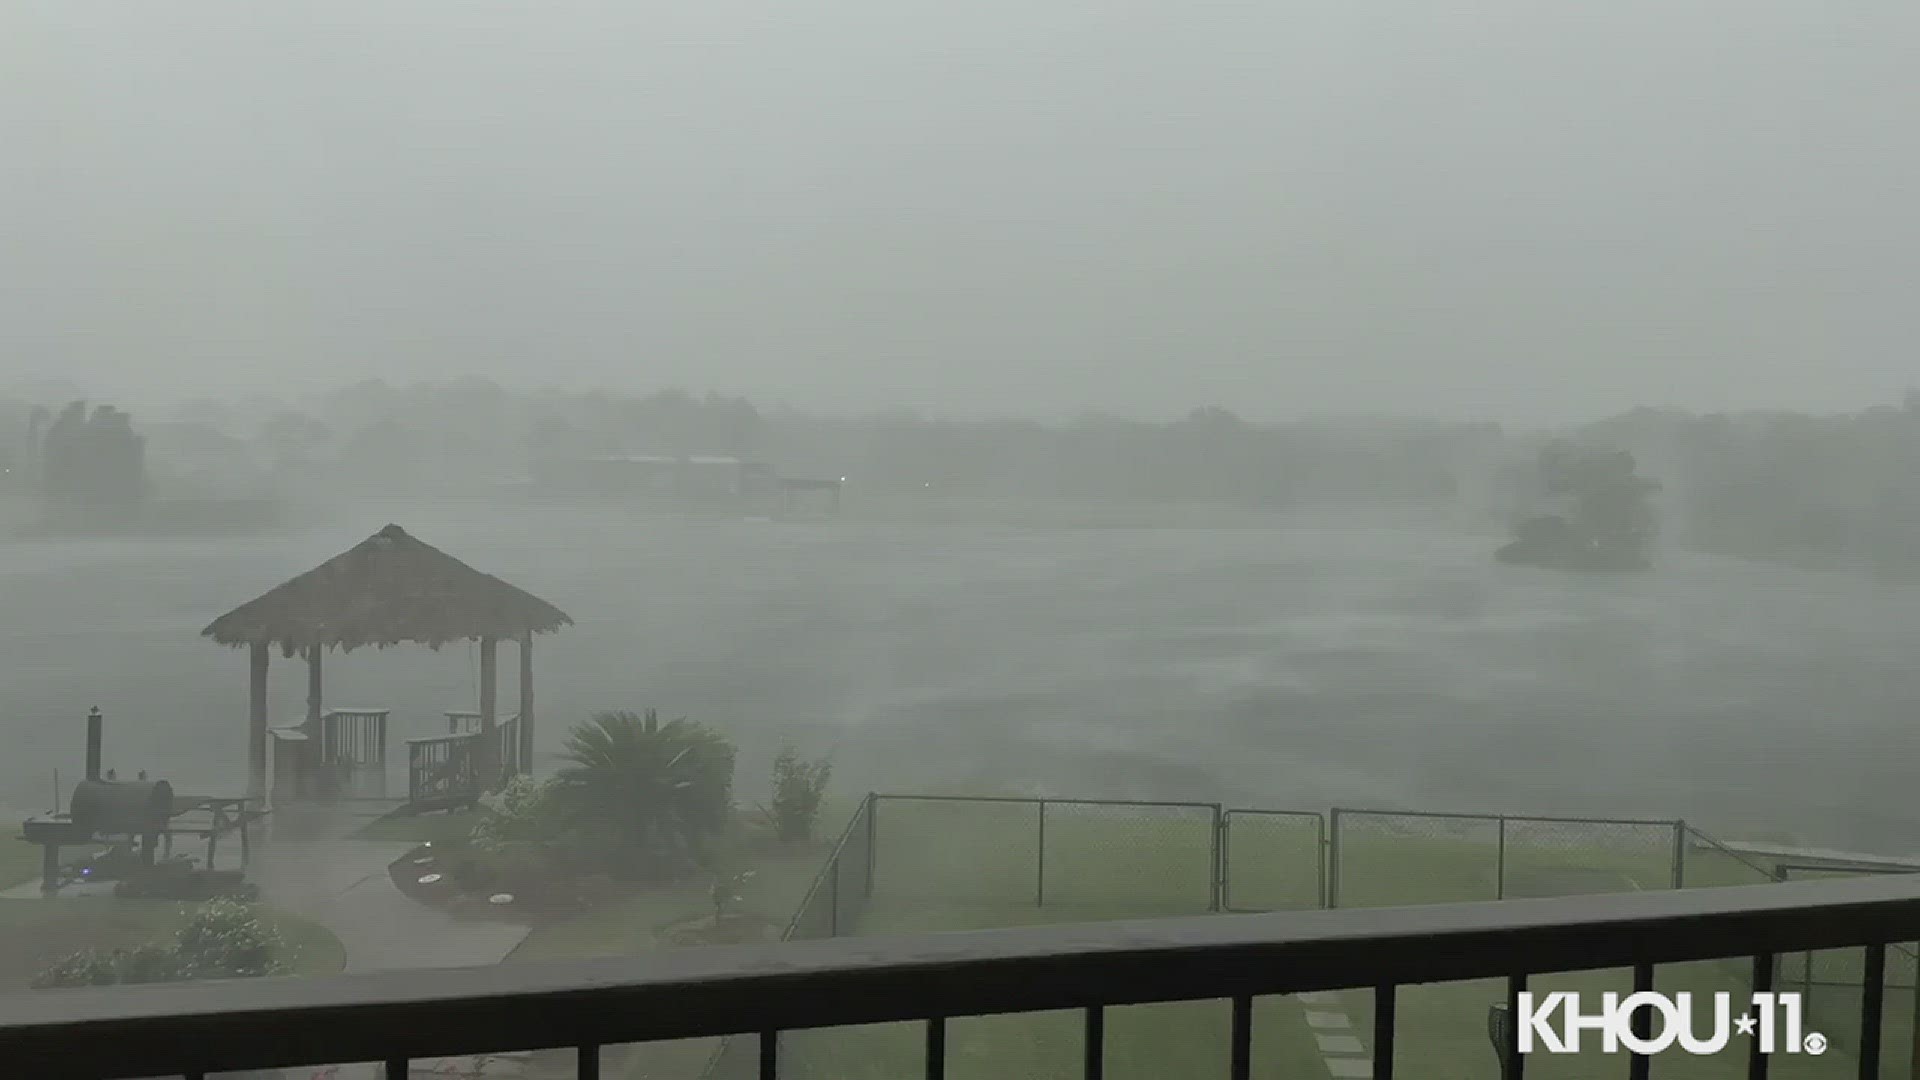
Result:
[759, 406, 1489, 507]
[181, 380, 1494, 510]
[19, 377, 1920, 568]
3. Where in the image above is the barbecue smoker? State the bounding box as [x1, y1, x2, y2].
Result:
[18, 707, 173, 892]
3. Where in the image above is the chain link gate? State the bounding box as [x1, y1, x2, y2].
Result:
[1221, 808, 1326, 911]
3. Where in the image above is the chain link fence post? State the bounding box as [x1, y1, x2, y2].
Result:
[865, 794, 878, 898]
[1219, 809, 1233, 911]
[1495, 816, 1508, 900]
[1328, 808, 1343, 909]
[1209, 804, 1223, 912]
[1670, 819, 1687, 890]
[1316, 813, 1328, 909]
[828, 851, 841, 937]
[1035, 799, 1048, 908]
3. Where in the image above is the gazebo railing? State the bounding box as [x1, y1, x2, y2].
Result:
[491, 715, 523, 776]
[319, 708, 389, 766]
[406, 716, 522, 808]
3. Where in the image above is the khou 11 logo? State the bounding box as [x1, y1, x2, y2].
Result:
[1517, 991, 1828, 1056]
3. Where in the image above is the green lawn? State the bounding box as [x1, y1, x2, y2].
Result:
[509, 841, 829, 965]
[0, 837, 49, 890]
[738, 798, 1904, 1080]
[0, 896, 345, 990]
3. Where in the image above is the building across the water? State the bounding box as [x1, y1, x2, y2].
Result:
[527, 452, 840, 512]
[530, 452, 774, 501]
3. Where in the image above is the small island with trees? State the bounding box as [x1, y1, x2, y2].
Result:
[1495, 440, 1661, 571]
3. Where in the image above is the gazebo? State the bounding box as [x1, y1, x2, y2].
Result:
[203, 524, 573, 803]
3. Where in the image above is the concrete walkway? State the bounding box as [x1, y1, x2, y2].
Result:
[228, 807, 537, 1078]
[247, 837, 529, 974]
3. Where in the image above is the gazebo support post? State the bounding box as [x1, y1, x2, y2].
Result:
[305, 646, 324, 796]
[248, 643, 269, 798]
[306, 647, 323, 726]
[478, 635, 498, 782]
[519, 632, 534, 776]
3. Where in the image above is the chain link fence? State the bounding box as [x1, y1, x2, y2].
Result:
[867, 795, 1225, 925]
[1666, 827, 1783, 1005]
[868, 795, 1043, 923]
[704, 794, 878, 1080]
[706, 795, 1848, 1078]
[1037, 799, 1221, 916]
[1326, 809, 1683, 908]
[1770, 861, 1919, 1067]
[1673, 826, 1779, 891]
[1328, 809, 1501, 908]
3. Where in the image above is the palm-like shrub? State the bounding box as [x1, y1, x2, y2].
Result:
[551, 709, 736, 880]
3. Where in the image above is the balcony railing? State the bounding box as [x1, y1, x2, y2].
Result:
[2, 872, 1918, 1080]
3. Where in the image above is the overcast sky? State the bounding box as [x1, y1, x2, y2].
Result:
[4, 0, 1918, 422]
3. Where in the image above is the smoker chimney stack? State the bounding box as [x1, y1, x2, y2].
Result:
[85, 707, 102, 782]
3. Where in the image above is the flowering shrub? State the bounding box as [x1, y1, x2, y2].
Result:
[171, 899, 282, 979]
[471, 775, 564, 846]
[33, 900, 284, 989]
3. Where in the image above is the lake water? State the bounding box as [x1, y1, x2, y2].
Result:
[2, 502, 1914, 851]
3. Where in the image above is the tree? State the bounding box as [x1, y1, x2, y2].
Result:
[551, 709, 736, 879]
[38, 401, 147, 508]
[767, 746, 832, 842]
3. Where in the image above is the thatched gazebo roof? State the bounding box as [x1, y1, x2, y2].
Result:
[203, 523, 572, 655]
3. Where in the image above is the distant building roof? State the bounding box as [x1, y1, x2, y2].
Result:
[142, 421, 247, 452]
[576, 453, 755, 467]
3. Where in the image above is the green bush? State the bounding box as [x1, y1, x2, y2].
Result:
[471, 775, 565, 845]
[769, 747, 832, 842]
[450, 839, 577, 900]
[32, 944, 182, 988]
[172, 899, 282, 979]
[33, 900, 284, 989]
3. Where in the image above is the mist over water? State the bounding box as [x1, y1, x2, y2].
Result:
[4, 502, 1912, 851]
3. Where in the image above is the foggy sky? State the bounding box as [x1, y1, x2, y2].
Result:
[4, 0, 1918, 422]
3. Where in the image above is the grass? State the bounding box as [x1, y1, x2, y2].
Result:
[510, 839, 837, 963]
[2, 836, 290, 895]
[0, 837, 54, 890]
[748, 798, 1904, 1080]
[0, 896, 345, 990]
